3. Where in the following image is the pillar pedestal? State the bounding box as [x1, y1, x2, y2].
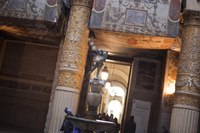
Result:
[45, 0, 93, 133]
[170, 11, 200, 133]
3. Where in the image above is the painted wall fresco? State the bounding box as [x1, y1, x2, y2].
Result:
[90, 0, 181, 37]
[0, 0, 61, 22]
[186, 0, 200, 11]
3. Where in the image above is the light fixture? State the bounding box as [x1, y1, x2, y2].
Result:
[164, 81, 175, 106]
[164, 81, 175, 95]
[105, 81, 111, 89]
[101, 66, 109, 80]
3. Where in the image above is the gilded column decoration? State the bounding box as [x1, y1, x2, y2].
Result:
[45, 0, 94, 133]
[170, 11, 200, 133]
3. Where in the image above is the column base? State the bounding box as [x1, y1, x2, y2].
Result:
[48, 87, 80, 133]
[170, 104, 199, 133]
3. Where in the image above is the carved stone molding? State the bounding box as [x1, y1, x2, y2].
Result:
[60, 6, 90, 71]
[183, 10, 200, 26]
[58, 70, 82, 89]
[176, 73, 200, 94]
[164, 94, 175, 106]
[174, 93, 200, 108]
[0, 78, 51, 95]
[60, 51, 87, 71]
[70, 0, 94, 8]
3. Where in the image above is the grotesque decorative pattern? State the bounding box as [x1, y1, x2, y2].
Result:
[175, 10, 200, 106]
[60, 6, 90, 72]
[90, 0, 181, 37]
[60, 51, 85, 70]
[58, 70, 82, 89]
[0, 0, 45, 20]
[0, 0, 62, 22]
[58, 3, 91, 92]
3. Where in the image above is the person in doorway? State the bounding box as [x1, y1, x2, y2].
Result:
[114, 117, 120, 133]
[162, 126, 169, 133]
[124, 116, 136, 133]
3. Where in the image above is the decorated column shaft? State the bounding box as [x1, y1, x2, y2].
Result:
[170, 11, 200, 133]
[46, 0, 93, 133]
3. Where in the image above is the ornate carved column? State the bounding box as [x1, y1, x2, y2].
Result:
[46, 1, 93, 133]
[170, 11, 200, 133]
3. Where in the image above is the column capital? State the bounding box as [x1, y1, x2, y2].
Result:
[70, 0, 94, 8]
[183, 10, 200, 26]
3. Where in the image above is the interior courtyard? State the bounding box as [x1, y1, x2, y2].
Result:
[0, 0, 200, 133]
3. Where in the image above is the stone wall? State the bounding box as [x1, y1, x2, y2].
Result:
[0, 39, 58, 133]
[90, 0, 181, 37]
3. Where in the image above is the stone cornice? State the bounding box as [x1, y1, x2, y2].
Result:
[183, 10, 200, 26]
[70, 0, 93, 8]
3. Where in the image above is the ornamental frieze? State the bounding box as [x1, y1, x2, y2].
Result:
[174, 94, 200, 108]
[65, 27, 89, 47]
[60, 51, 87, 71]
[178, 27, 200, 75]
[58, 70, 82, 89]
[0, 78, 51, 95]
[183, 10, 200, 26]
[68, 6, 91, 28]
[70, 0, 94, 8]
[176, 73, 200, 92]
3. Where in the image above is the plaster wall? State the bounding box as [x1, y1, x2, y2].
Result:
[90, 0, 181, 37]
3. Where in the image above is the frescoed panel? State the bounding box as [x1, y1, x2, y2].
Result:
[167, 0, 181, 36]
[131, 0, 157, 4]
[93, 0, 106, 12]
[90, 11, 104, 28]
[125, 9, 147, 27]
[90, 0, 181, 37]
[0, 0, 61, 22]
[7, 0, 27, 12]
[168, 0, 181, 22]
